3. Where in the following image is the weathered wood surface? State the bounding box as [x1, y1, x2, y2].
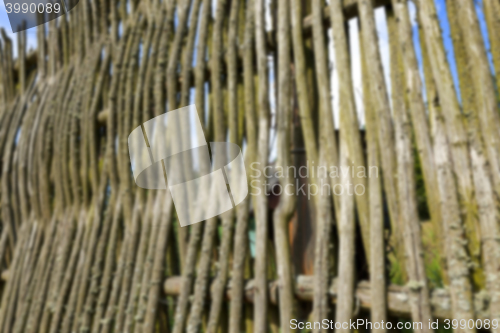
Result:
[1, 0, 500, 332]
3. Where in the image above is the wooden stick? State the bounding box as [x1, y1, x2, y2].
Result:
[387, 8, 433, 332]
[163, 275, 493, 321]
[253, 0, 271, 331]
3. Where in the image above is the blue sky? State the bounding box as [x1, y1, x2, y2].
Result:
[0, 1, 38, 55]
[428, 0, 494, 100]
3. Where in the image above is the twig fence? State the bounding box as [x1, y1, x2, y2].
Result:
[0, 0, 500, 332]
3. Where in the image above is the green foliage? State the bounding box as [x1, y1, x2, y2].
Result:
[421, 224, 444, 289]
[389, 259, 406, 286]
